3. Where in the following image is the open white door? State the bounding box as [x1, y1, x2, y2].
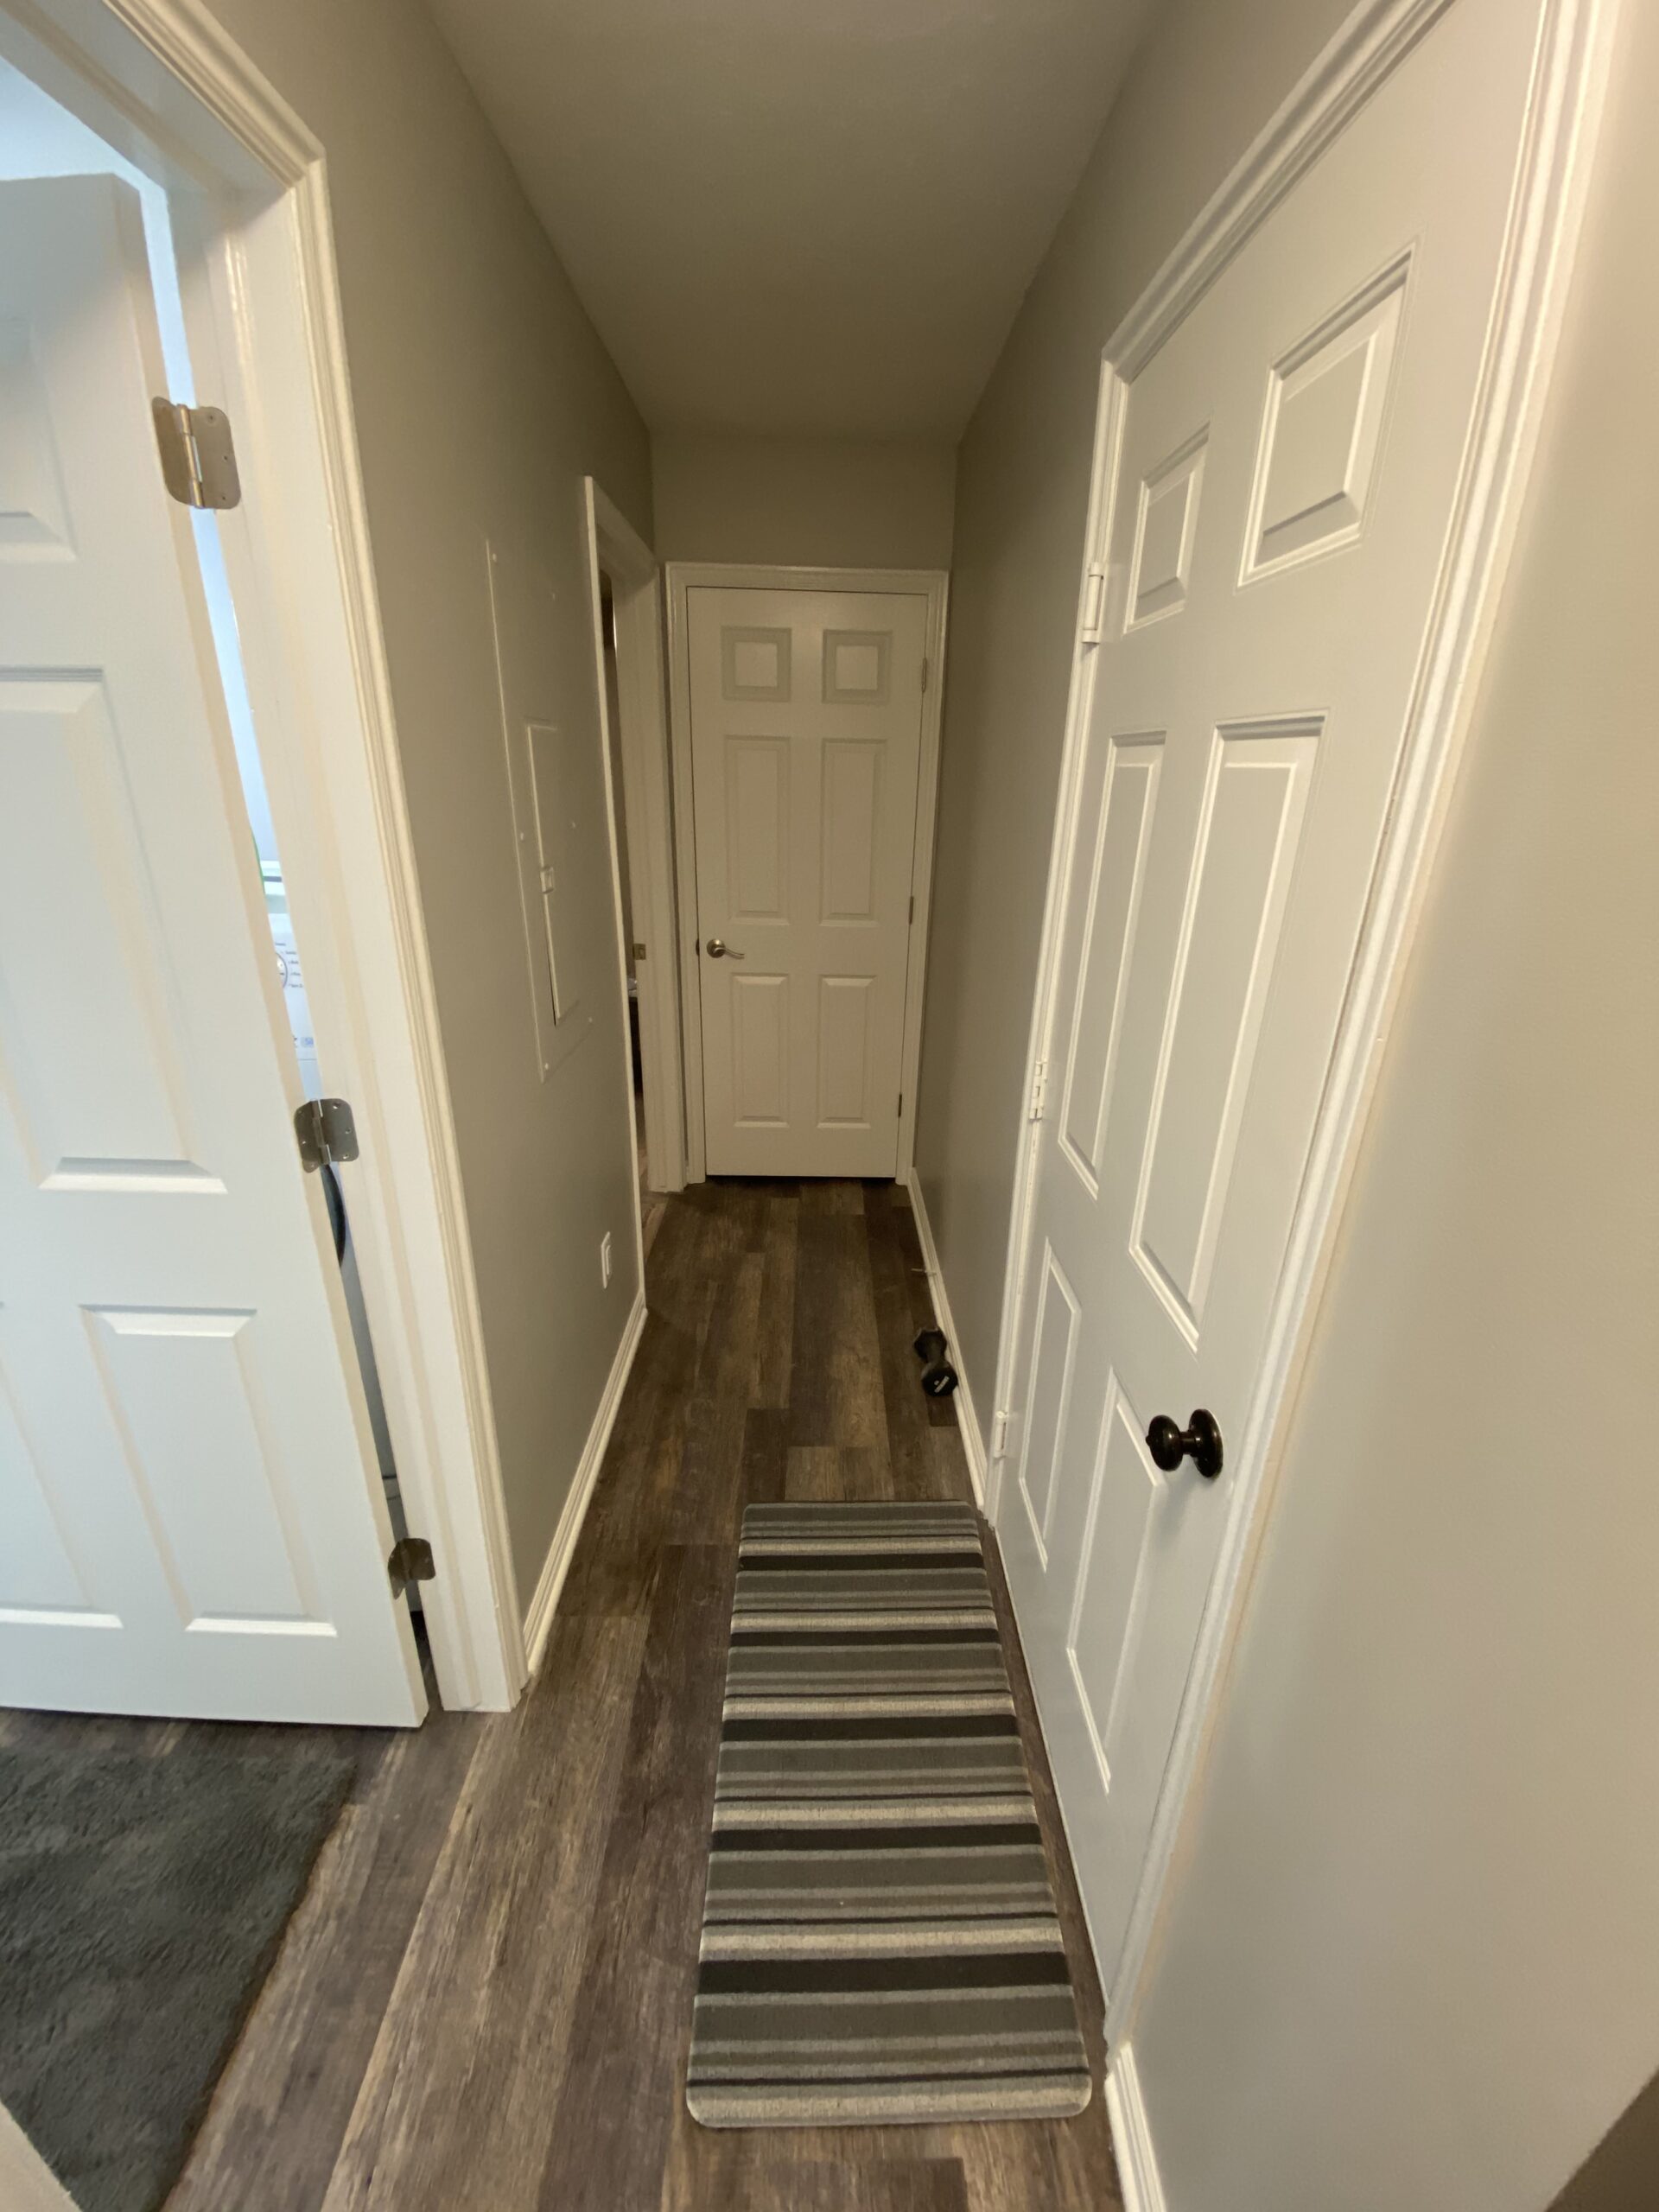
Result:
[999, 0, 1554, 1990]
[0, 174, 425, 1726]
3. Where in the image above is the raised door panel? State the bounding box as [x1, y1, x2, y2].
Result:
[0, 311, 73, 558]
[85, 1306, 322, 1631]
[0, 676, 218, 1191]
[730, 973, 789, 1127]
[1016, 1245, 1081, 1564]
[1058, 734, 1162, 1192]
[1068, 1383, 1166, 1793]
[0, 1335, 99, 1619]
[1242, 257, 1408, 582]
[817, 976, 874, 1128]
[726, 735, 791, 922]
[819, 741, 881, 924]
[1131, 719, 1319, 1339]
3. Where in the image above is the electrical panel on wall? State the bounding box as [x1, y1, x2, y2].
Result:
[486, 539, 594, 1079]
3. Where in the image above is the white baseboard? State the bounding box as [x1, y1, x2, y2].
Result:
[904, 1169, 988, 1510]
[522, 1291, 646, 1674]
[1106, 2042, 1168, 2212]
[0, 2101, 75, 2212]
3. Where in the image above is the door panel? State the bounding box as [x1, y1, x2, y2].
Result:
[1057, 734, 1162, 1189]
[1131, 721, 1317, 1332]
[997, 0, 1546, 1989]
[0, 175, 423, 1723]
[689, 585, 927, 1176]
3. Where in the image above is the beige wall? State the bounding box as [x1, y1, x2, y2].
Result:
[651, 430, 956, 569]
[1128, 2, 1659, 2202]
[200, 0, 652, 1611]
[913, 0, 1353, 1430]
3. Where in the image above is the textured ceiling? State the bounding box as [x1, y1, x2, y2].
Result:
[426, 0, 1155, 439]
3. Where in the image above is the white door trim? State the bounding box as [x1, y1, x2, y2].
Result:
[987, 0, 1617, 2035]
[3, 0, 528, 1709]
[583, 479, 685, 1195]
[665, 562, 949, 1182]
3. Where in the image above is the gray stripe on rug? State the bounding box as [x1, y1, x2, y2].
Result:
[686, 1501, 1092, 2128]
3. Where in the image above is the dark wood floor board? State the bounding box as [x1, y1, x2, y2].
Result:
[798, 1179, 868, 1216]
[162, 1177, 1119, 2212]
[317, 1613, 647, 2212]
[538, 1545, 734, 2212]
[168, 1707, 482, 2212]
[788, 1196, 888, 1452]
[738, 1405, 791, 1511]
[663, 2144, 971, 2212]
[785, 1441, 893, 1501]
[749, 1186, 800, 1410]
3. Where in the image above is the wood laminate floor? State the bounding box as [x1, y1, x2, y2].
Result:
[166, 1179, 1121, 2212]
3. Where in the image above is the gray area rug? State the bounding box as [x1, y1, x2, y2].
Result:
[0, 1732, 357, 2212]
[687, 1501, 1092, 2126]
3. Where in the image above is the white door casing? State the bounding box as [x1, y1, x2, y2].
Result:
[0, 174, 424, 1725]
[996, 0, 1571, 1997]
[686, 585, 929, 1178]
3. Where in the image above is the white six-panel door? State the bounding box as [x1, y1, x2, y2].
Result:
[997, 0, 1547, 1989]
[0, 175, 424, 1725]
[687, 586, 928, 1177]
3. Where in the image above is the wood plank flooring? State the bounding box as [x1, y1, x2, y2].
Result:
[170, 1179, 1121, 2212]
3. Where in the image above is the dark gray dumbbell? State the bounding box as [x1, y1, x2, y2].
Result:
[912, 1327, 957, 1396]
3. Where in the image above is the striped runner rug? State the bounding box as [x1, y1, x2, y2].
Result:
[685, 1501, 1092, 2127]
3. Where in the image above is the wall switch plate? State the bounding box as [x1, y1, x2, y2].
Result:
[600, 1230, 613, 1287]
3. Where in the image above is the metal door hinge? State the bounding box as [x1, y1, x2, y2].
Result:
[294, 1096, 359, 1172]
[908, 894, 915, 925]
[151, 397, 242, 509]
[990, 1408, 1015, 1459]
[1079, 561, 1108, 645]
[631, 941, 647, 962]
[1027, 1059, 1050, 1122]
[920, 657, 930, 693]
[897, 1090, 904, 1118]
[388, 1536, 435, 1597]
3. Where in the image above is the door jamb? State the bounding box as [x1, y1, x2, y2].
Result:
[664, 561, 950, 1182]
[3, 0, 527, 1710]
[582, 480, 685, 1198]
[984, 0, 1617, 2041]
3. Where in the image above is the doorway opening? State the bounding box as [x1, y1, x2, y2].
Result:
[583, 480, 684, 1239]
[0, 0, 522, 1719]
[664, 562, 948, 1184]
[0, 53, 417, 1589]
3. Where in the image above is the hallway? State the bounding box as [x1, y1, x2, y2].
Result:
[169, 1179, 1120, 2212]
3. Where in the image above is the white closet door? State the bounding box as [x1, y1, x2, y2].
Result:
[0, 175, 424, 1725]
[688, 586, 927, 1177]
[998, 0, 1545, 1986]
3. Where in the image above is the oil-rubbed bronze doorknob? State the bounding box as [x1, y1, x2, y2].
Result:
[1146, 1408, 1224, 1480]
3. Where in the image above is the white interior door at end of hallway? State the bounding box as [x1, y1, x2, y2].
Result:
[997, 0, 1554, 1993]
[0, 174, 424, 1726]
[687, 586, 928, 1177]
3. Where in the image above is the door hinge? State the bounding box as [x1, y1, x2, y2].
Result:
[1079, 560, 1108, 645]
[908, 894, 915, 925]
[388, 1536, 435, 1597]
[990, 1408, 1014, 1459]
[1027, 1058, 1050, 1122]
[920, 656, 930, 693]
[151, 397, 242, 510]
[294, 1096, 359, 1172]
[631, 941, 647, 962]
